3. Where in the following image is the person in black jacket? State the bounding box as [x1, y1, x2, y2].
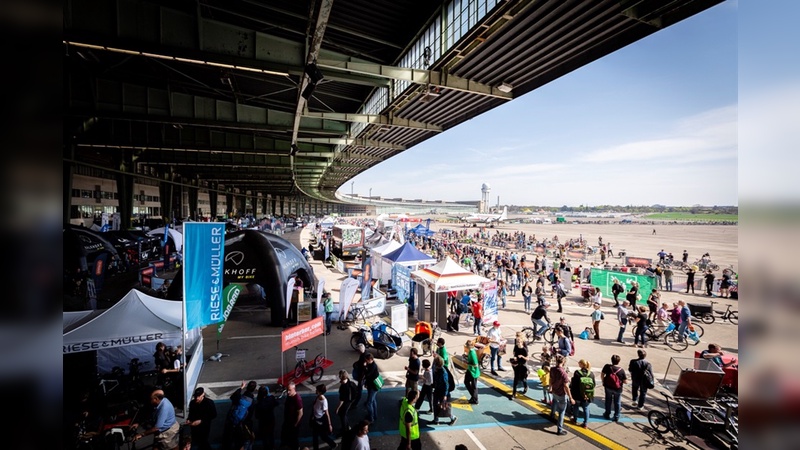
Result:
[362, 354, 381, 423]
[254, 386, 279, 450]
[611, 279, 624, 307]
[530, 302, 552, 339]
[186, 387, 217, 450]
[628, 349, 653, 410]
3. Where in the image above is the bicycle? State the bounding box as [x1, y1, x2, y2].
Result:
[292, 347, 325, 383]
[343, 303, 373, 326]
[521, 323, 558, 345]
[648, 391, 690, 438]
[663, 324, 703, 351]
[631, 321, 705, 341]
[699, 301, 738, 325]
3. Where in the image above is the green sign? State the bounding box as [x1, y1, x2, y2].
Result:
[217, 284, 243, 335]
[590, 268, 655, 306]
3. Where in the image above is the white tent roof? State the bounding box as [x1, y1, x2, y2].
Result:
[370, 240, 401, 257]
[63, 289, 182, 354]
[411, 257, 489, 292]
[148, 227, 184, 252]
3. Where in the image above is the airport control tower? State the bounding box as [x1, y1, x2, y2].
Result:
[481, 183, 491, 213]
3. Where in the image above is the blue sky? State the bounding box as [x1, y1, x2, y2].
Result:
[347, 1, 739, 207]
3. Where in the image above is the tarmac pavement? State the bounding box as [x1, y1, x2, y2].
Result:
[189, 224, 738, 450]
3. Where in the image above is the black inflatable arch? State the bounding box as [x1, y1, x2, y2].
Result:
[169, 230, 316, 326]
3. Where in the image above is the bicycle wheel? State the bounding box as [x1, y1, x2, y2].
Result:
[701, 313, 715, 324]
[294, 362, 305, 379]
[310, 367, 324, 383]
[350, 334, 363, 350]
[343, 309, 356, 324]
[728, 311, 738, 325]
[664, 331, 688, 352]
[708, 263, 719, 271]
[648, 410, 670, 434]
[314, 354, 325, 367]
[544, 327, 557, 344]
[691, 323, 705, 338]
[521, 327, 536, 346]
[479, 353, 490, 370]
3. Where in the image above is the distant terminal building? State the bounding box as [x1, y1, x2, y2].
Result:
[336, 192, 477, 216]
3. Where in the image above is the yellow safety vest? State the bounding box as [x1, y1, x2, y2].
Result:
[398, 398, 419, 440]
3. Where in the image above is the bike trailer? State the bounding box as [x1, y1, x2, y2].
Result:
[688, 303, 712, 318]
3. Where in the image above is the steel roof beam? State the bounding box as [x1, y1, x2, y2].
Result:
[316, 60, 513, 100]
[302, 112, 441, 132]
[299, 138, 404, 151]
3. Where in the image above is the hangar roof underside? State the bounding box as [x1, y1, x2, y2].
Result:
[64, 0, 722, 203]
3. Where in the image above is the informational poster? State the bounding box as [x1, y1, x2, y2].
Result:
[297, 302, 313, 322]
[391, 303, 409, 334]
[393, 264, 411, 302]
[482, 280, 498, 324]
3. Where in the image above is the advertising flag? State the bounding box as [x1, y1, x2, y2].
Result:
[285, 277, 296, 318]
[217, 283, 243, 335]
[316, 279, 326, 318]
[183, 222, 225, 329]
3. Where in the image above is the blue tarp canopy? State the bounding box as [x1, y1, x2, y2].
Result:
[382, 241, 437, 265]
[409, 224, 435, 237]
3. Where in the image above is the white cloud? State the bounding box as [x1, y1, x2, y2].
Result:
[582, 105, 737, 164]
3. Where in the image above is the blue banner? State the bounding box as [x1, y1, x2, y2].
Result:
[393, 264, 411, 302]
[184, 223, 225, 329]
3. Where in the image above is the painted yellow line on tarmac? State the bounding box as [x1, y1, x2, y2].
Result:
[451, 357, 628, 450]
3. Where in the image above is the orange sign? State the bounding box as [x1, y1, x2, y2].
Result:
[281, 316, 324, 351]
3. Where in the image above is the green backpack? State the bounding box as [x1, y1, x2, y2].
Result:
[578, 369, 595, 400]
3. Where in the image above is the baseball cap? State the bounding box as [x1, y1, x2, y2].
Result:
[493, 321, 500, 326]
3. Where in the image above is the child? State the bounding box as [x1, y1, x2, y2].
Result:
[414, 359, 434, 413]
[537, 364, 551, 404]
[510, 357, 529, 399]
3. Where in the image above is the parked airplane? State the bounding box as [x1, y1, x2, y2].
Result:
[454, 206, 508, 225]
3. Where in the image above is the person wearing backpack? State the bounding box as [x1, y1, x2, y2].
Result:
[628, 349, 654, 410]
[569, 359, 595, 428]
[430, 355, 458, 426]
[601, 355, 627, 422]
[221, 380, 257, 450]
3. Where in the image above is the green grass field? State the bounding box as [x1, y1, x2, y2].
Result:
[644, 213, 738, 222]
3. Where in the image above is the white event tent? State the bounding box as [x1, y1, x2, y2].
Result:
[410, 257, 488, 323]
[63, 289, 202, 414]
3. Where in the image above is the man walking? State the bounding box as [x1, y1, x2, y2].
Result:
[601, 355, 627, 422]
[663, 266, 674, 291]
[280, 382, 303, 450]
[616, 301, 630, 344]
[398, 390, 421, 450]
[548, 355, 574, 436]
[186, 387, 217, 450]
[628, 349, 653, 410]
[676, 301, 692, 342]
[464, 340, 480, 405]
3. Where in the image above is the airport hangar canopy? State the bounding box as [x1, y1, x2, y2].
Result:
[64, 0, 723, 206]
